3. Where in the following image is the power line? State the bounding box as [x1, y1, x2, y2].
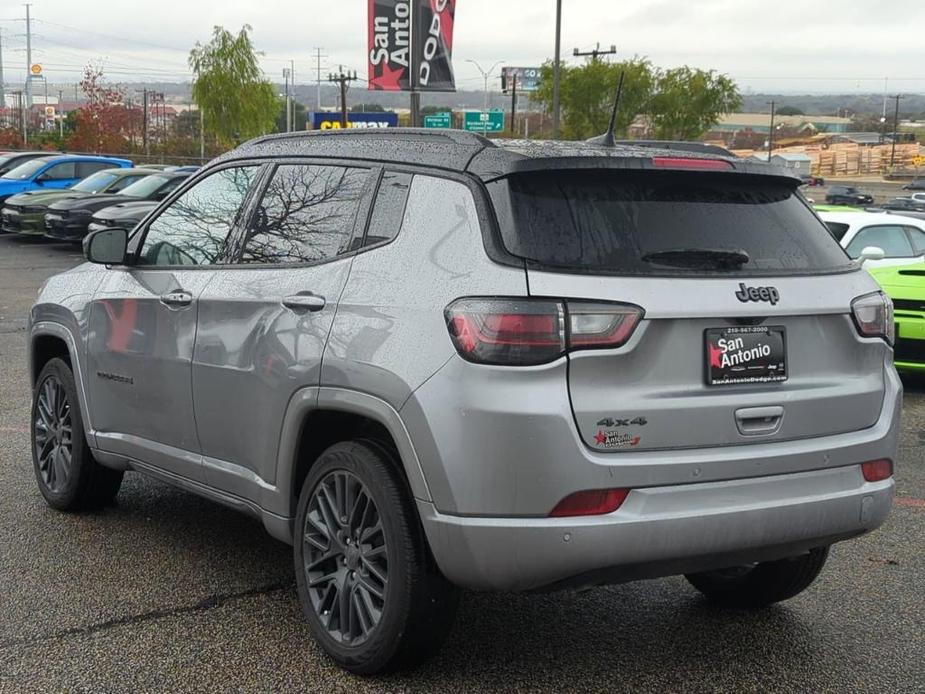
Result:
[327, 66, 357, 128]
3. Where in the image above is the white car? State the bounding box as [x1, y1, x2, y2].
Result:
[909, 192, 925, 205]
[817, 210, 925, 268]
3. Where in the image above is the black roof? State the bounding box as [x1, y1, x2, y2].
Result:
[223, 128, 799, 182]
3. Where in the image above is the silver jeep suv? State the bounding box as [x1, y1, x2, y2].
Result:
[28, 130, 899, 674]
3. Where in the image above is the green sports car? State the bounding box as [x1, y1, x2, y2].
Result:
[869, 265, 925, 372]
[1, 168, 155, 235]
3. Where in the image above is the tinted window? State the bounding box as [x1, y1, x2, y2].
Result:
[71, 171, 118, 193]
[41, 162, 77, 180]
[906, 227, 925, 254]
[107, 173, 149, 193]
[363, 172, 412, 248]
[845, 225, 914, 258]
[138, 166, 258, 267]
[489, 171, 852, 276]
[241, 164, 371, 264]
[77, 162, 113, 177]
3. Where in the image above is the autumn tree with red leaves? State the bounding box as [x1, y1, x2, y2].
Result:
[66, 65, 140, 152]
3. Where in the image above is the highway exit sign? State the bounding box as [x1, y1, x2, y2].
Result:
[463, 111, 504, 133]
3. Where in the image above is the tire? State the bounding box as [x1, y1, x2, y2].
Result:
[294, 440, 460, 675]
[685, 547, 830, 608]
[31, 358, 124, 511]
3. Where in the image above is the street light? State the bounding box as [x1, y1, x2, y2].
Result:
[466, 59, 505, 112]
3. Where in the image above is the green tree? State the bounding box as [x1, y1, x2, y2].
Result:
[275, 100, 307, 132]
[776, 106, 804, 116]
[189, 25, 278, 146]
[352, 103, 388, 112]
[647, 67, 741, 141]
[535, 58, 654, 140]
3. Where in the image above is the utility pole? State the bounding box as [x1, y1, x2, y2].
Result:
[13, 90, 25, 145]
[313, 47, 327, 111]
[767, 100, 776, 155]
[290, 59, 296, 130]
[573, 43, 617, 62]
[465, 60, 504, 113]
[890, 94, 904, 170]
[327, 67, 357, 129]
[283, 67, 291, 132]
[24, 3, 33, 108]
[552, 0, 562, 139]
[142, 88, 149, 156]
[0, 30, 6, 109]
[57, 89, 63, 138]
[509, 75, 518, 138]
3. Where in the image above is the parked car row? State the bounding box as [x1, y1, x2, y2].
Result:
[0, 152, 198, 242]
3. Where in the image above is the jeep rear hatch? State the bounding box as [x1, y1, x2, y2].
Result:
[487, 169, 889, 454]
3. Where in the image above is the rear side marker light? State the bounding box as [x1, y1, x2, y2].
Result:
[652, 156, 733, 171]
[550, 489, 630, 517]
[861, 459, 893, 482]
[851, 292, 894, 345]
[445, 298, 643, 366]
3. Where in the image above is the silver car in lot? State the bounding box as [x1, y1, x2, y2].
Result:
[28, 130, 899, 674]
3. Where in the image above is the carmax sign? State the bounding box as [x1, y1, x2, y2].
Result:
[311, 112, 399, 130]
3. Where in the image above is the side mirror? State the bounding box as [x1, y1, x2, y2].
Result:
[857, 246, 886, 266]
[84, 228, 129, 265]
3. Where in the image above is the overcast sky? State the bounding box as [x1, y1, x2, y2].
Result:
[1, 0, 924, 95]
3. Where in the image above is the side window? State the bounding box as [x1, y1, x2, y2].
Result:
[138, 166, 258, 267]
[241, 164, 371, 265]
[77, 162, 112, 178]
[41, 162, 77, 180]
[845, 225, 914, 258]
[906, 227, 925, 254]
[362, 172, 413, 248]
[825, 221, 850, 241]
[158, 177, 185, 196]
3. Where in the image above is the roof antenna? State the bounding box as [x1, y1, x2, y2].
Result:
[587, 70, 625, 147]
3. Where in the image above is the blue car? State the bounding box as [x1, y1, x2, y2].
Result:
[0, 155, 133, 204]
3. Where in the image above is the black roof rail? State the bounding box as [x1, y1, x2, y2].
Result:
[248, 127, 497, 148]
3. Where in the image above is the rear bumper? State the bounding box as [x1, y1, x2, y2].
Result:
[419, 467, 893, 591]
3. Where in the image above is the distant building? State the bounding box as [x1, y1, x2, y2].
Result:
[713, 113, 852, 134]
[749, 152, 813, 176]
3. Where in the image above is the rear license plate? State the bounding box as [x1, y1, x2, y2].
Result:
[705, 326, 787, 386]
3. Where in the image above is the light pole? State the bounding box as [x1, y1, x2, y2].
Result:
[552, 0, 562, 139]
[466, 59, 504, 112]
[283, 67, 291, 133]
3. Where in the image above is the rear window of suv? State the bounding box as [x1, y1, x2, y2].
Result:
[488, 170, 853, 276]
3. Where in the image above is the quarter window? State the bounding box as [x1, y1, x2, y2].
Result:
[906, 227, 925, 254]
[138, 166, 258, 267]
[362, 172, 412, 249]
[77, 162, 113, 178]
[241, 164, 371, 264]
[845, 225, 914, 259]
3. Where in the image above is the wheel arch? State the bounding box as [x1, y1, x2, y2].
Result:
[29, 322, 96, 445]
[275, 387, 433, 522]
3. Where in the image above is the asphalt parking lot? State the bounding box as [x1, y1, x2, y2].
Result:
[1, 233, 923, 693]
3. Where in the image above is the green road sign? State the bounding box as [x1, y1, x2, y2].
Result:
[423, 112, 452, 129]
[463, 111, 505, 133]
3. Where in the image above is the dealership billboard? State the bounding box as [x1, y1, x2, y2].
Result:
[368, 0, 457, 92]
[311, 112, 399, 130]
[501, 67, 541, 93]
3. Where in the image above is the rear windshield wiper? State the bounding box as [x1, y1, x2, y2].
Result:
[641, 248, 750, 270]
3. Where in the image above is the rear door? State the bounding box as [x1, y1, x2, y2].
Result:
[192, 161, 376, 501]
[35, 161, 77, 190]
[489, 168, 888, 454]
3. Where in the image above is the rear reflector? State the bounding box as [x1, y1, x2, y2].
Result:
[861, 459, 893, 482]
[652, 156, 733, 171]
[549, 488, 630, 517]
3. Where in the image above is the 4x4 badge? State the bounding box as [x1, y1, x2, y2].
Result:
[735, 283, 779, 305]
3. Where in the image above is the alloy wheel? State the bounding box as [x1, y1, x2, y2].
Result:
[302, 470, 389, 646]
[34, 375, 73, 494]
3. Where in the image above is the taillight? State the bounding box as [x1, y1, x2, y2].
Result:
[651, 156, 733, 171]
[861, 459, 893, 482]
[851, 292, 894, 344]
[445, 298, 643, 365]
[550, 488, 630, 517]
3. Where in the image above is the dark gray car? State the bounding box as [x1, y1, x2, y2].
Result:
[28, 130, 899, 674]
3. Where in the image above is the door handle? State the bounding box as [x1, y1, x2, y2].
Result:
[735, 406, 784, 437]
[282, 293, 326, 312]
[159, 290, 193, 308]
